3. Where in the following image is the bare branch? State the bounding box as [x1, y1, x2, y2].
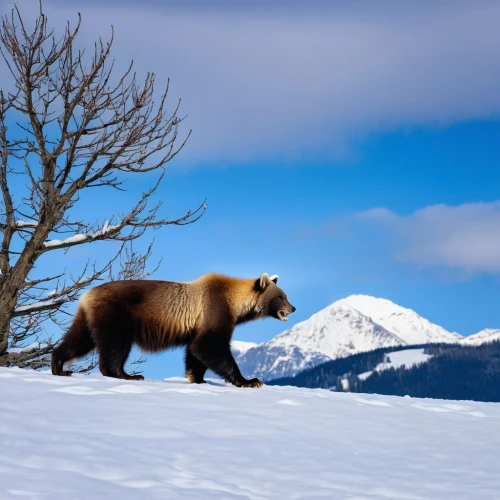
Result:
[0, 1, 205, 364]
[0, 340, 55, 368]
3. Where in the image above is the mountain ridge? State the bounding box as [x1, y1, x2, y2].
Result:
[234, 294, 494, 381]
[460, 328, 500, 346]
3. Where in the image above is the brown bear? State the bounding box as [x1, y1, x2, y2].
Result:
[51, 272, 295, 388]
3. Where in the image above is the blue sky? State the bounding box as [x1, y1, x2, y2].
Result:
[2, 0, 500, 379]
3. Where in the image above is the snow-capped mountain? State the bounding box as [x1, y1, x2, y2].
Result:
[230, 340, 258, 357]
[236, 343, 331, 382]
[460, 328, 500, 346]
[336, 295, 462, 345]
[235, 295, 465, 381]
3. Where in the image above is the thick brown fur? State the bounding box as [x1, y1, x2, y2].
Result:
[51, 273, 295, 387]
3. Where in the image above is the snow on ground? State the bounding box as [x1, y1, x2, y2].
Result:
[1, 367, 499, 499]
[358, 348, 432, 381]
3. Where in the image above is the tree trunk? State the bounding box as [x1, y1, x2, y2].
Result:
[0, 224, 53, 356]
[0, 294, 16, 357]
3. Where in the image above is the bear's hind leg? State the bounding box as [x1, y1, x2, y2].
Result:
[185, 345, 208, 384]
[95, 329, 144, 381]
[52, 308, 95, 376]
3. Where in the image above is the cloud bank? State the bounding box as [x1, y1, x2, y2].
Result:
[3, 1, 500, 165]
[360, 202, 500, 274]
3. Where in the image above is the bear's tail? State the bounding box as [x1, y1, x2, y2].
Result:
[51, 307, 95, 376]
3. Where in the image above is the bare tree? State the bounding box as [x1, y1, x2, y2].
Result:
[0, 3, 206, 369]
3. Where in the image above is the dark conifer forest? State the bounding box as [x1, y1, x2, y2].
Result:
[269, 342, 500, 403]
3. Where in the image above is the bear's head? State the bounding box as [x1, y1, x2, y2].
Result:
[255, 273, 296, 322]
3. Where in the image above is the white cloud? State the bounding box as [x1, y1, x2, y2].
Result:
[2, 1, 500, 165]
[361, 202, 500, 274]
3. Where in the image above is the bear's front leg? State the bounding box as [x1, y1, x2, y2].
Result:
[185, 345, 208, 384]
[191, 333, 263, 388]
[235, 377, 264, 388]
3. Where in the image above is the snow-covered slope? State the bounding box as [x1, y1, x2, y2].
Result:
[461, 328, 500, 346]
[358, 348, 433, 381]
[336, 294, 462, 344]
[235, 295, 467, 381]
[1, 367, 499, 499]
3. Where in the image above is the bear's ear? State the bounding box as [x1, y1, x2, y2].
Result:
[259, 272, 271, 290]
[258, 273, 278, 290]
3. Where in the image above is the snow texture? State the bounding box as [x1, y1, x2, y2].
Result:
[6, 341, 47, 354]
[460, 328, 500, 346]
[63, 234, 88, 244]
[15, 220, 38, 228]
[95, 220, 119, 237]
[236, 295, 463, 381]
[337, 295, 463, 344]
[43, 221, 120, 248]
[1, 367, 499, 499]
[358, 348, 432, 381]
[14, 298, 58, 313]
[231, 340, 258, 357]
[43, 234, 87, 248]
[43, 239, 63, 248]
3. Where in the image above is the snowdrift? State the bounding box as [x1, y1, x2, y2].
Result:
[1, 367, 499, 499]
